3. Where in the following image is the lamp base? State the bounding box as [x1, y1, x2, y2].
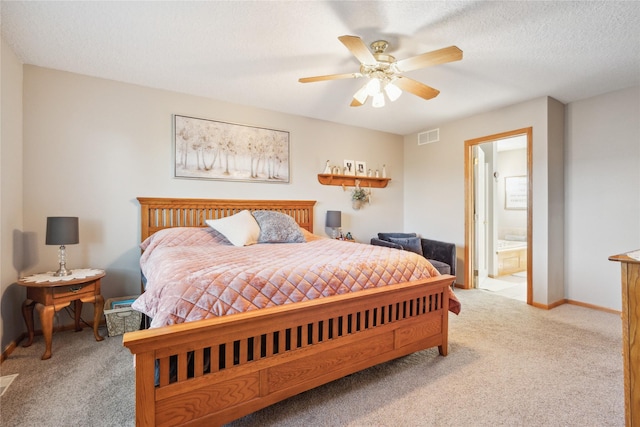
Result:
[53, 245, 72, 276]
[53, 265, 72, 277]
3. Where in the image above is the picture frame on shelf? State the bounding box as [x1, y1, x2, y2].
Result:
[343, 159, 355, 176]
[355, 161, 367, 176]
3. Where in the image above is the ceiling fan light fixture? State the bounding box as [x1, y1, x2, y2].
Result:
[299, 36, 462, 108]
[384, 81, 402, 102]
[372, 92, 385, 108]
[353, 84, 369, 104]
[365, 78, 381, 96]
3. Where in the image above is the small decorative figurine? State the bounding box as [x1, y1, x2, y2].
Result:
[323, 160, 332, 174]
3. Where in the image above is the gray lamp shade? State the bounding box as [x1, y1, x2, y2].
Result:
[325, 210, 342, 228]
[46, 217, 79, 245]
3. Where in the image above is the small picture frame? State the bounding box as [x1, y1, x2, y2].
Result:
[355, 161, 367, 176]
[343, 159, 355, 176]
[505, 176, 527, 210]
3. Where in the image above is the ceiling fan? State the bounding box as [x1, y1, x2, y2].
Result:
[299, 35, 463, 108]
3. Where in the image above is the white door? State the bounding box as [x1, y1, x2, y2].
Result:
[474, 146, 488, 286]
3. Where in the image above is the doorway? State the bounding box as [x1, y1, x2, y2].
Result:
[464, 128, 532, 305]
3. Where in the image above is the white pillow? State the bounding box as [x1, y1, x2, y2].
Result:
[205, 210, 260, 246]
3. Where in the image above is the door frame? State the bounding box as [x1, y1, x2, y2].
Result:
[464, 127, 533, 305]
[473, 145, 488, 286]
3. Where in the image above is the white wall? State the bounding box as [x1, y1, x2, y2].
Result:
[404, 96, 565, 305]
[565, 86, 640, 310]
[496, 148, 527, 237]
[21, 66, 405, 307]
[1, 38, 25, 350]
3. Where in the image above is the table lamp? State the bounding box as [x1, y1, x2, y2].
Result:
[326, 210, 341, 239]
[46, 216, 79, 276]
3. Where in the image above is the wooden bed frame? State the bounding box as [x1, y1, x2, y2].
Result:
[123, 197, 455, 426]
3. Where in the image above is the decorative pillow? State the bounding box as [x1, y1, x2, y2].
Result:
[205, 210, 260, 246]
[378, 232, 418, 242]
[251, 210, 306, 243]
[387, 236, 424, 256]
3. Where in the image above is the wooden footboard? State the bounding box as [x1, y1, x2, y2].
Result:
[123, 274, 453, 426]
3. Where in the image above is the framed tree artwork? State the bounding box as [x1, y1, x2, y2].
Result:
[174, 114, 290, 183]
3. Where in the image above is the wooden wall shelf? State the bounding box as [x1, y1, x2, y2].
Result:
[317, 174, 391, 188]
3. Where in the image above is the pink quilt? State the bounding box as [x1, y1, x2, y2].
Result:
[133, 227, 460, 329]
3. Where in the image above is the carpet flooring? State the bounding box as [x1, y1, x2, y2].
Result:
[0, 289, 624, 426]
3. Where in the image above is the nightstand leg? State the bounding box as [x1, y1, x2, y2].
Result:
[36, 303, 55, 360]
[93, 295, 105, 342]
[74, 299, 83, 332]
[21, 299, 36, 347]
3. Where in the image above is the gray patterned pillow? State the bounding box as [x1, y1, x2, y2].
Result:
[251, 210, 306, 243]
[388, 236, 424, 256]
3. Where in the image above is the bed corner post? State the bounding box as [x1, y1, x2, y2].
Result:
[133, 351, 155, 427]
[138, 198, 150, 241]
[438, 278, 452, 356]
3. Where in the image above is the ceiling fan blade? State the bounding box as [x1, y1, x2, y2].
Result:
[338, 35, 377, 66]
[350, 97, 365, 107]
[395, 46, 463, 72]
[394, 77, 440, 100]
[299, 72, 361, 83]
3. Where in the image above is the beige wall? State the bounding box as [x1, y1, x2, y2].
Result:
[1, 38, 25, 350]
[20, 66, 405, 307]
[546, 97, 566, 304]
[565, 86, 640, 309]
[404, 96, 564, 305]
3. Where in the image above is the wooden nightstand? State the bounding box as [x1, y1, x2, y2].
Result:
[18, 269, 106, 360]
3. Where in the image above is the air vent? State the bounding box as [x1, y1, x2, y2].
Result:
[418, 129, 439, 145]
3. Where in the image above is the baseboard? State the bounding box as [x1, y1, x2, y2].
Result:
[531, 299, 566, 310]
[531, 298, 621, 315]
[565, 299, 621, 315]
[0, 333, 26, 363]
[0, 320, 106, 364]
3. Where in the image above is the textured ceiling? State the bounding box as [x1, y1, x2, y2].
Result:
[2, 1, 639, 135]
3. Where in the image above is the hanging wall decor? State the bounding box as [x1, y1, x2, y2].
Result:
[505, 176, 527, 209]
[348, 180, 371, 210]
[174, 114, 290, 183]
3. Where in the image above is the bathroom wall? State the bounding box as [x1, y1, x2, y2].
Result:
[495, 147, 528, 239]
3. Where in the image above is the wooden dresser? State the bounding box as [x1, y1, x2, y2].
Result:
[609, 250, 640, 427]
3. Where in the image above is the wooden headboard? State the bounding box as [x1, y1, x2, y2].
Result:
[137, 197, 316, 241]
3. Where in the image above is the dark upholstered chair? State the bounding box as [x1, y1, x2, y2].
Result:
[370, 232, 456, 276]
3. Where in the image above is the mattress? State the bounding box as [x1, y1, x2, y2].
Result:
[133, 226, 460, 329]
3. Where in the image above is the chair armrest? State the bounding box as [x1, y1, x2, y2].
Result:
[421, 238, 457, 276]
[370, 237, 403, 250]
